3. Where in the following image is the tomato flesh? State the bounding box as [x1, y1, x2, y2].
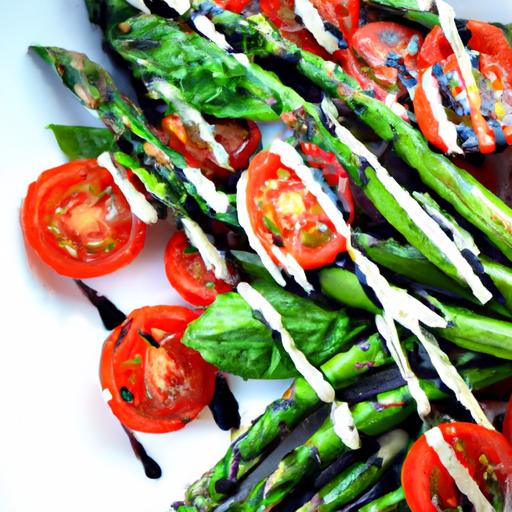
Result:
[100, 306, 216, 433]
[351, 22, 423, 91]
[162, 115, 261, 179]
[402, 422, 512, 512]
[21, 159, 146, 278]
[246, 149, 349, 270]
[164, 230, 236, 307]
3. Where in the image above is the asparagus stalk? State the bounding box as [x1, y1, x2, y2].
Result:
[213, 365, 510, 512]
[189, 5, 512, 263]
[297, 430, 408, 512]
[31, 45, 239, 225]
[319, 266, 512, 360]
[359, 487, 406, 512]
[177, 362, 512, 511]
[362, 0, 439, 27]
[182, 333, 392, 511]
[106, 14, 496, 294]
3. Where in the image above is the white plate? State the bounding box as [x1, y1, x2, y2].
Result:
[1, 2, 511, 511]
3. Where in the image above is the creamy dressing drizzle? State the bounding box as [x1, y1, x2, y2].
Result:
[125, 0, 150, 14]
[375, 313, 431, 418]
[182, 167, 230, 214]
[421, 66, 463, 154]
[237, 282, 335, 403]
[321, 97, 490, 304]
[294, 0, 339, 54]
[330, 401, 361, 449]
[271, 246, 314, 294]
[181, 217, 231, 281]
[425, 427, 495, 512]
[97, 152, 158, 224]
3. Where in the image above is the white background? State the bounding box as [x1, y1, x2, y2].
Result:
[0, 1, 511, 511]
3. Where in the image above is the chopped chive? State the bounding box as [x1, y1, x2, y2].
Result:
[120, 386, 134, 402]
[263, 215, 281, 236]
[184, 245, 199, 254]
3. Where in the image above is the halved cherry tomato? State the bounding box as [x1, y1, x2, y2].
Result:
[246, 149, 349, 270]
[164, 230, 236, 307]
[259, 0, 331, 58]
[402, 422, 512, 512]
[504, 396, 512, 443]
[351, 22, 423, 91]
[100, 305, 216, 433]
[213, 0, 251, 13]
[21, 159, 146, 279]
[299, 142, 355, 224]
[162, 115, 261, 180]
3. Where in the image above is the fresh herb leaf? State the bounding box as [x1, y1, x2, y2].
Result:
[48, 124, 117, 160]
[181, 280, 365, 379]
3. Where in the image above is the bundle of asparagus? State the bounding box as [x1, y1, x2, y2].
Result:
[32, 0, 512, 509]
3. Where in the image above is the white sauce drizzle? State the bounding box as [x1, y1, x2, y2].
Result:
[148, 80, 232, 170]
[161, 0, 190, 15]
[375, 429, 409, 465]
[321, 97, 490, 304]
[192, 15, 250, 67]
[435, 0, 481, 110]
[182, 167, 230, 214]
[181, 217, 231, 282]
[330, 401, 361, 450]
[375, 313, 431, 418]
[271, 246, 314, 294]
[422, 66, 463, 154]
[294, 0, 339, 54]
[425, 427, 495, 512]
[237, 282, 335, 403]
[125, 0, 150, 14]
[236, 172, 286, 287]
[97, 152, 158, 224]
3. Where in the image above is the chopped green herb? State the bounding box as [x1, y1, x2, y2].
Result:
[277, 168, 290, 179]
[120, 386, 134, 402]
[184, 245, 199, 254]
[122, 354, 142, 366]
[263, 215, 281, 236]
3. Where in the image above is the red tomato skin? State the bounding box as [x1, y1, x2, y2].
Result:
[213, 0, 250, 13]
[418, 25, 453, 69]
[21, 159, 146, 279]
[246, 150, 348, 270]
[100, 306, 216, 434]
[164, 230, 235, 307]
[402, 422, 512, 512]
[309, 0, 360, 43]
[351, 22, 423, 90]
[504, 396, 512, 443]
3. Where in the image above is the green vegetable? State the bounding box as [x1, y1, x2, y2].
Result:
[184, 333, 390, 510]
[32, 45, 239, 225]
[297, 430, 407, 512]
[362, 0, 439, 27]
[48, 124, 116, 160]
[109, 15, 302, 121]
[320, 266, 512, 359]
[219, 364, 510, 512]
[359, 487, 406, 512]
[181, 280, 365, 379]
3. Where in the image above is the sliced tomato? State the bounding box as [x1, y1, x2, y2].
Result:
[351, 22, 423, 91]
[309, 0, 360, 43]
[164, 230, 236, 307]
[504, 396, 512, 443]
[213, 0, 251, 13]
[402, 422, 512, 512]
[100, 305, 216, 433]
[259, 0, 331, 58]
[299, 141, 355, 224]
[417, 25, 453, 69]
[21, 159, 146, 279]
[162, 115, 261, 179]
[246, 149, 349, 270]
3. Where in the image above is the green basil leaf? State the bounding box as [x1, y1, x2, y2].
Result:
[48, 124, 117, 160]
[182, 280, 365, 379]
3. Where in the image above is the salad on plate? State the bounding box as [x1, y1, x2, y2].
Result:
[18, 0, 512, 510]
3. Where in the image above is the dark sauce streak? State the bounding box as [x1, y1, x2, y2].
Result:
[138, 330, 160, 348]
[209, 374, 241, 431]
[74, 280, 126, 330]
[122, 425, 162, 480]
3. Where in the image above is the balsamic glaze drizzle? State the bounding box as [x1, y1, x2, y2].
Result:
[74, 280, 126, 330]
[209, 374, 241, 431]
[122, 426, 162, 480]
